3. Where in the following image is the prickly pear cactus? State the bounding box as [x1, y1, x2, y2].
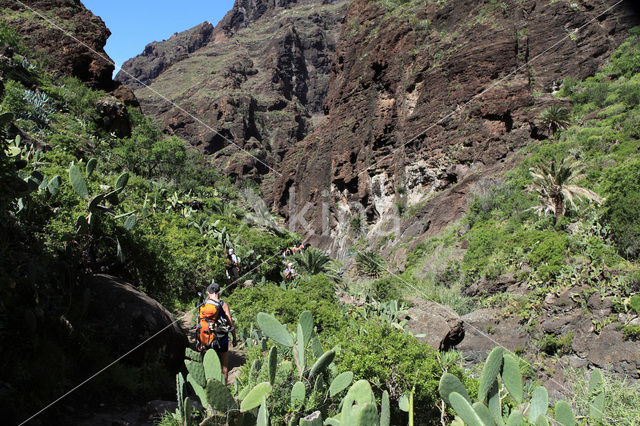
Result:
[257, 312, 294, 347]
[439, 347, 606, 426]
[240, 382, 273, 412]
[68, 163, 89, 199]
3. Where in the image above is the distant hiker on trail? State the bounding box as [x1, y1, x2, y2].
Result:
[225, 248, 240, 284]
[284, 262, 296, 280]
[196, 282, 238, 385]
[282, 247, 293, 259]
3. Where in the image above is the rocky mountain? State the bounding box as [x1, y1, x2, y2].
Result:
[1, 0, 113, 89]
[1, 0, 139, 106]
[116, 21, 216, 91]
[117, 0, 349, 179]
[117, 0, 638, 256]
[270, 0, 639, 254]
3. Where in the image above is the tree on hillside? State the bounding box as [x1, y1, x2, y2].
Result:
[293, 247, 331, 275]
[355, 250, 386, 278]
[528, 157, 603, 221]
[539, 105, 571, 136]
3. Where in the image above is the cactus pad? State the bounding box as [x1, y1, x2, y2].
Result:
[240, 382, 272, 412]
[205, 378, 237, 412]
[308, 349, 335, 380]
[329, 371, 353, 398]
[268, 346, 278, 385]
[257, 312, 294, 347]
[69, 164, 89, 199]
[478, 347, 504, 402]
[203, 349, 223, 383]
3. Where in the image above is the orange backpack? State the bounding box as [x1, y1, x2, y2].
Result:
[196, 299, 234, 350]
[197, 301, 222, 348]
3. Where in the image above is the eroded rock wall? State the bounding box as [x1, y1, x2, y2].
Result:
[270, 0, 639, 255]
[2, 0, 115, 90]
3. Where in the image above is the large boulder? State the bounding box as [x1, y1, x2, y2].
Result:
[405, 297, 465, 351]
[85, 274, 187, 369]
[95, 96, 132, 138]
[457, 308, 529, 364]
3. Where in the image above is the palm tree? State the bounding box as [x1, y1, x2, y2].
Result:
[293, 248, 331, 275]
[355, 250, 386, 278]
[539, 105, 571, 136]
[528, 157, 603, 221]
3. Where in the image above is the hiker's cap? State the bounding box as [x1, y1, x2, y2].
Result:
[228, 248, 233, 253]
[207, 282, 220, 293]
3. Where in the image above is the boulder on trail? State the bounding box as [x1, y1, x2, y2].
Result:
[85, 274, 187, 370]
[405, 297, 465, 351]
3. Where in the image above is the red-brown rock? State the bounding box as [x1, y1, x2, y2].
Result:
[269, 0, 639, 253]
[4, 0, 116, 90]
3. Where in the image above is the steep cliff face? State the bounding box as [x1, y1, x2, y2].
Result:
[270, 0, 639, 254]
[2, 0, 115, 90]
[117, 0, 348, 179]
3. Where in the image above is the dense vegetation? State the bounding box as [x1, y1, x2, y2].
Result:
[0, 22, 299, 421]
[2, 14, 640, 426]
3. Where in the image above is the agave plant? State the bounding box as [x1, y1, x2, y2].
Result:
[528, 157, 603, 221]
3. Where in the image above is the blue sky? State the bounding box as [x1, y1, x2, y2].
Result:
[83, 0, 236, 72]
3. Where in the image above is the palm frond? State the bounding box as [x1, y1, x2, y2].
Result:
[293, 248, 331, 275]
[528, 157, 603, 219]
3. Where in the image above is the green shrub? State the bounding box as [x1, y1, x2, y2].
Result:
[461, 220, 506, 278]
[536, 332, 573, 356]
[602, 159, 640, 260]
[623, 324, 640, 341]
[1, 80, 29, 118]
[0, 22, 29, 56]
[370, 275, 402, 301]
[328, 320, 474, 425]
[605, 29, 640, 78]
[526, 231, 569, 281]
[227, 282, 345, 336]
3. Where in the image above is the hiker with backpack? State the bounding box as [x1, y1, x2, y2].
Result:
[196, 282, 238, 384]
[284, 262, 296, 280]
[225, 248, 240, 285]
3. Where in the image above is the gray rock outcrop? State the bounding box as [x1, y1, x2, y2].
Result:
[405, 297, 465, 351]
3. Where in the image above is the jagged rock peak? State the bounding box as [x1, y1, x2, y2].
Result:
[218, 0, 339, 33]
[116, 0, 348, 180]
[116, 21, 215, 89]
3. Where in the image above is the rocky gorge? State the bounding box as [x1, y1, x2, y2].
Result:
[116, 0, 640, 397]
[2, 0, 640, 423]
